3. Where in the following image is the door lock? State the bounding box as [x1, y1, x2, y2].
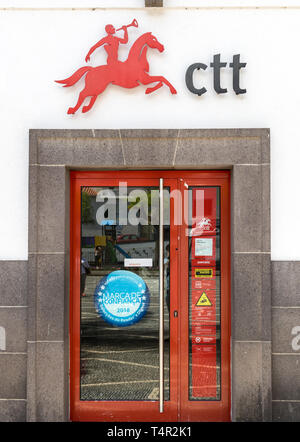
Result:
[174, 310, 178, 318]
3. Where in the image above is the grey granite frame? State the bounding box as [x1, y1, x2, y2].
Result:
[27, 128, 271, 421]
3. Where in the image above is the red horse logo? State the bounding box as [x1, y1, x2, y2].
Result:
[56, 19, 177, 114]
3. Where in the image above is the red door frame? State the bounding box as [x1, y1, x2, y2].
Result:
[70, 170, 231, 422]
[178, 176, 231, 422]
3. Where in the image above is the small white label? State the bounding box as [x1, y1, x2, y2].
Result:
[124, 258, 153, 267]
[195, 238, 213, 256]
[0, 327, 6, 351]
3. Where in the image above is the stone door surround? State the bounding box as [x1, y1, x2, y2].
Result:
[28, 128, 271, 421]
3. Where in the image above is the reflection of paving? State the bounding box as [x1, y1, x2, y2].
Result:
[80, 274, 170, 401]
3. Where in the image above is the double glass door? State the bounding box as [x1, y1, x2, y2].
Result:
[70, 171, 230, 422]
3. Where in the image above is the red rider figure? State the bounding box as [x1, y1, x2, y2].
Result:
[85, 24, 128, 65]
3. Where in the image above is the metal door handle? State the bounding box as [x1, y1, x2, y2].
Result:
[174, 310, 178, 318]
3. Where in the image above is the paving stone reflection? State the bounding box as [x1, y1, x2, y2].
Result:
[80, 274, 170, 401]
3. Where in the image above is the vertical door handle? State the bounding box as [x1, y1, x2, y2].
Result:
[159, 178, 164, 413]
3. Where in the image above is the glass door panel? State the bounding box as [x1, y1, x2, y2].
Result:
[70, 175, 179, 422]
[187, 187, 221, 401]
[179, 177, 231, 422]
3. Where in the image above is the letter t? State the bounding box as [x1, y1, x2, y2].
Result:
[210, 54, 227, 94]
[229, 54, 247, 95]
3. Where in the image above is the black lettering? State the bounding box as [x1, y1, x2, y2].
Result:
[185, 63, 208, 96]
[229, 54, 247, 95]
[210, 53, 227, 94]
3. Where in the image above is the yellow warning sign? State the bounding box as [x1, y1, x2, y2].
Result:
[195, 268, 213, 278]
[196, 292, 212, 307]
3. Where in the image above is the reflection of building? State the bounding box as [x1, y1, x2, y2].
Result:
[81, 187, 168, 267]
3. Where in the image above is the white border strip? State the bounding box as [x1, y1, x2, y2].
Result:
[2, 1, 300, 9]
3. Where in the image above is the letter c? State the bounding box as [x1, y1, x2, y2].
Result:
[185, 63, 208, 96]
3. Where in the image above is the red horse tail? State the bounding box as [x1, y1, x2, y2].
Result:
[55, 66, 92, 87]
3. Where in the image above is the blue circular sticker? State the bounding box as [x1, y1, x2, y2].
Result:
[94, 270, 150, 327]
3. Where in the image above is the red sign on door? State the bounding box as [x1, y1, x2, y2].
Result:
[190, 188, 217, 236]
[192, 345, 217, 398]
[191, 290, 216, 331]
[192, 276, 216, 290]
[192, 336, 216, 345]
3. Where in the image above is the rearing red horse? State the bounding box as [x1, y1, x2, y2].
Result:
[56, 32, 177, 114]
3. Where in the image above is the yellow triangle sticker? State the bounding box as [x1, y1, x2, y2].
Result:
[196, 292, 212, 307]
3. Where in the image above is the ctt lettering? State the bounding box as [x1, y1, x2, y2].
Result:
[186, 54, 246, 96]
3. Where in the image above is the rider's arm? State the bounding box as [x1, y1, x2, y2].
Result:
[85, 37, 106, 62]
[118, 26, 128, 44]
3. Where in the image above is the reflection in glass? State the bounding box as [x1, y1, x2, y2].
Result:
[80, 186, 170, 401]
[188, 187, 221, 401]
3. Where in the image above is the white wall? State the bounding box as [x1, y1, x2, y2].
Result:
[0, 5, 300, 260]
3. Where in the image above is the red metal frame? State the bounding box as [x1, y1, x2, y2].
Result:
[70, 170, 231, 422]
[178, 176, 231, 422]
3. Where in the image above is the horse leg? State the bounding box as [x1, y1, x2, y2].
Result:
[81, 80, 109, 113]
[67, 89, 88, 114]
[140, 74, 177, 95]
[82, 95, 98, 113]
[145, 82, 163, 94]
